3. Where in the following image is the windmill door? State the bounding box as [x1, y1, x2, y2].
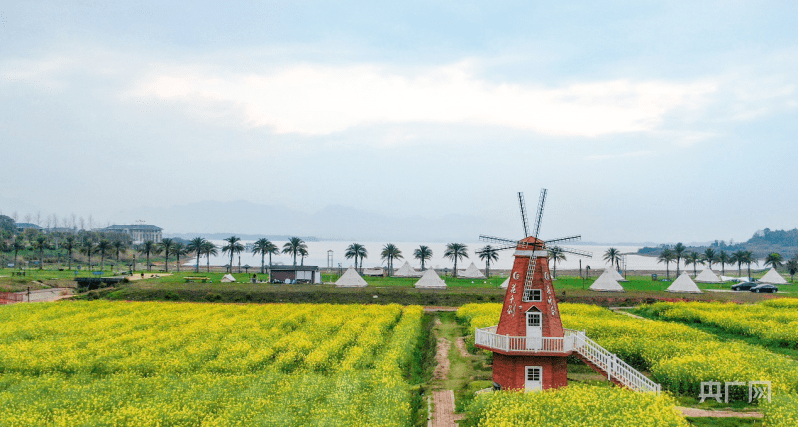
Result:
[525, 366, 542, 391]
[525, 311, 543, 350]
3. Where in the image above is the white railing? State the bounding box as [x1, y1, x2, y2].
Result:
[565, 328, 661, 394]
[475, 326, 574, 354]
[475, 325, 661, 394]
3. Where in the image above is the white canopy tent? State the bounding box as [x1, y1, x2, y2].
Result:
[221, 274, 236, 283]
[459, 262, 487, 279]
[759, 268, 788, 285]
[589, 270, 625, 292]
[694, 268, 723, 284]
[414, 268, 447, 289]
[500, 276, 510, 289]
[335, 267, 368, 288]
[361, 267, 384, 277]
[666, 273, 703, 294]
[394, 261, 422, 277]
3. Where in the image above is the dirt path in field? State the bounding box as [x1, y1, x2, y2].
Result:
[677, 407, 763, 418]
[609, 307, 647, 320]
[432, 337, 451, 380]
[13, 288, 73, 302]
[455, 337, 471, 358]
[429, 314, 467, 427]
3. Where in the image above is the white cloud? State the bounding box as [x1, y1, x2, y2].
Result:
[127, 62, 717, 137]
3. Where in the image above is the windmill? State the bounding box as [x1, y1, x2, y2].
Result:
[479, 189, 592, 262]
[474, 190, 660, 394]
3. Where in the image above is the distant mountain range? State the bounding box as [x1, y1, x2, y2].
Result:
[116, 200, 512, 242]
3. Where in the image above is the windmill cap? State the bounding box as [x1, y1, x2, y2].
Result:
[517, 236, 545, 248]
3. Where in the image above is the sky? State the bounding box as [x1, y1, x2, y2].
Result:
[1, 1, 797, 243]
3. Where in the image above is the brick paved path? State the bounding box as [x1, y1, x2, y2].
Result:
[431, 390, 464, 427]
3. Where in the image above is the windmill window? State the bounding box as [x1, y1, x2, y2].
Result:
[523, 289, 542, 302]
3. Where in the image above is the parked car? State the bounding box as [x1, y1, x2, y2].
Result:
[750, 284, 778, 293]
[731, 281, 758, 291]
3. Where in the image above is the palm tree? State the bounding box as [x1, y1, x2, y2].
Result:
[785, 256, 798, 282]
[381, 243, 403, 276]
[444, 243, 469, 278]
[63, 235, 76, 269]
[97, 239, 112, 271]
[172, 242, 186, 273]
[742, 251, 755, 279]
[717, 250, 731, 276]
[657, 248, 675, 279]
[477, 245, 499, 278]
[603, 248, 621, 271]
[414, 245, 433, 271]
[299, 247, 309, 265]
[684, 251, 703, 276]
[112, 240, 127, 263]
[547, 246, 566, 278]
[32, 235, 49, 269]
[252, 238, 276, 274]
[764, 252, 784, 270]
[138, 240, 160, 272]
[345, 243, 367, 273]
[672, 243, 687, 276]
[731, 250, 746, 277]
[282, 237, 307, 267]
[702, 248, 717, 270]
[82, 239, 97, 270]
[186, 237, 206, 273]
[201, 240, 218, 272]
[159, 238, 175, 273]
[221, 236, 244, 273]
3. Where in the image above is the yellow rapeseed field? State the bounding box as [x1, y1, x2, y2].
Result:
[457, 302, 798, 424]
[0, 301, 424, 426]
[646, 299, 798, 347]
[467, 384, 688, 427]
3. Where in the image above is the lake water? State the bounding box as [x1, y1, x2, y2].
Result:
[184, 240, 721, 273]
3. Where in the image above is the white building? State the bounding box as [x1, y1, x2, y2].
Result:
[103, 223, 163, 245]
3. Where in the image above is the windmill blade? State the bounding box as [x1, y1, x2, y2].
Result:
[555, 246, 593, 258]
[532, 188, 547, 239]
[479, 235, 518, 246]
[518, 192, 530, 237]
[477, 244, 516, 253]
[543, 235, 581, 245]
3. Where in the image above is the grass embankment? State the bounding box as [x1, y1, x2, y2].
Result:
[11, 267, 792, 305]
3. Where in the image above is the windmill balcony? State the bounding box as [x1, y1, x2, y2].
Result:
[475, 326, 584, 356]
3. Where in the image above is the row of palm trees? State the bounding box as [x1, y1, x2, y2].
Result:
[341, 243, 503, 278]
[654, 244, 759, 278]
[9, 234, 132, 271]
[652, 244, 797, 280]
[183, 236, 308, 273]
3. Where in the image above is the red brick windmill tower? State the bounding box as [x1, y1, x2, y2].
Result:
[475, 190, 592, 391]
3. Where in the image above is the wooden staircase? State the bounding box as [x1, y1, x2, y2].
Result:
[565, 329, 661, 393]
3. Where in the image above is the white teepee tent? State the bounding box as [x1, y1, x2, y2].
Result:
[221, 274, 236, 283]
[414, 268, 447, 289]
[694, 268, 723, 283]
[500, 276, 510, 289]
[335, 267, 368, 288]
[666, 273, 703, 294]
[459, 262, 487, 279]
[394, 261, 422, 277]
[605, 268, 628, 282]
[589, 270, 625, 292]
[759, 268, 788, 285]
